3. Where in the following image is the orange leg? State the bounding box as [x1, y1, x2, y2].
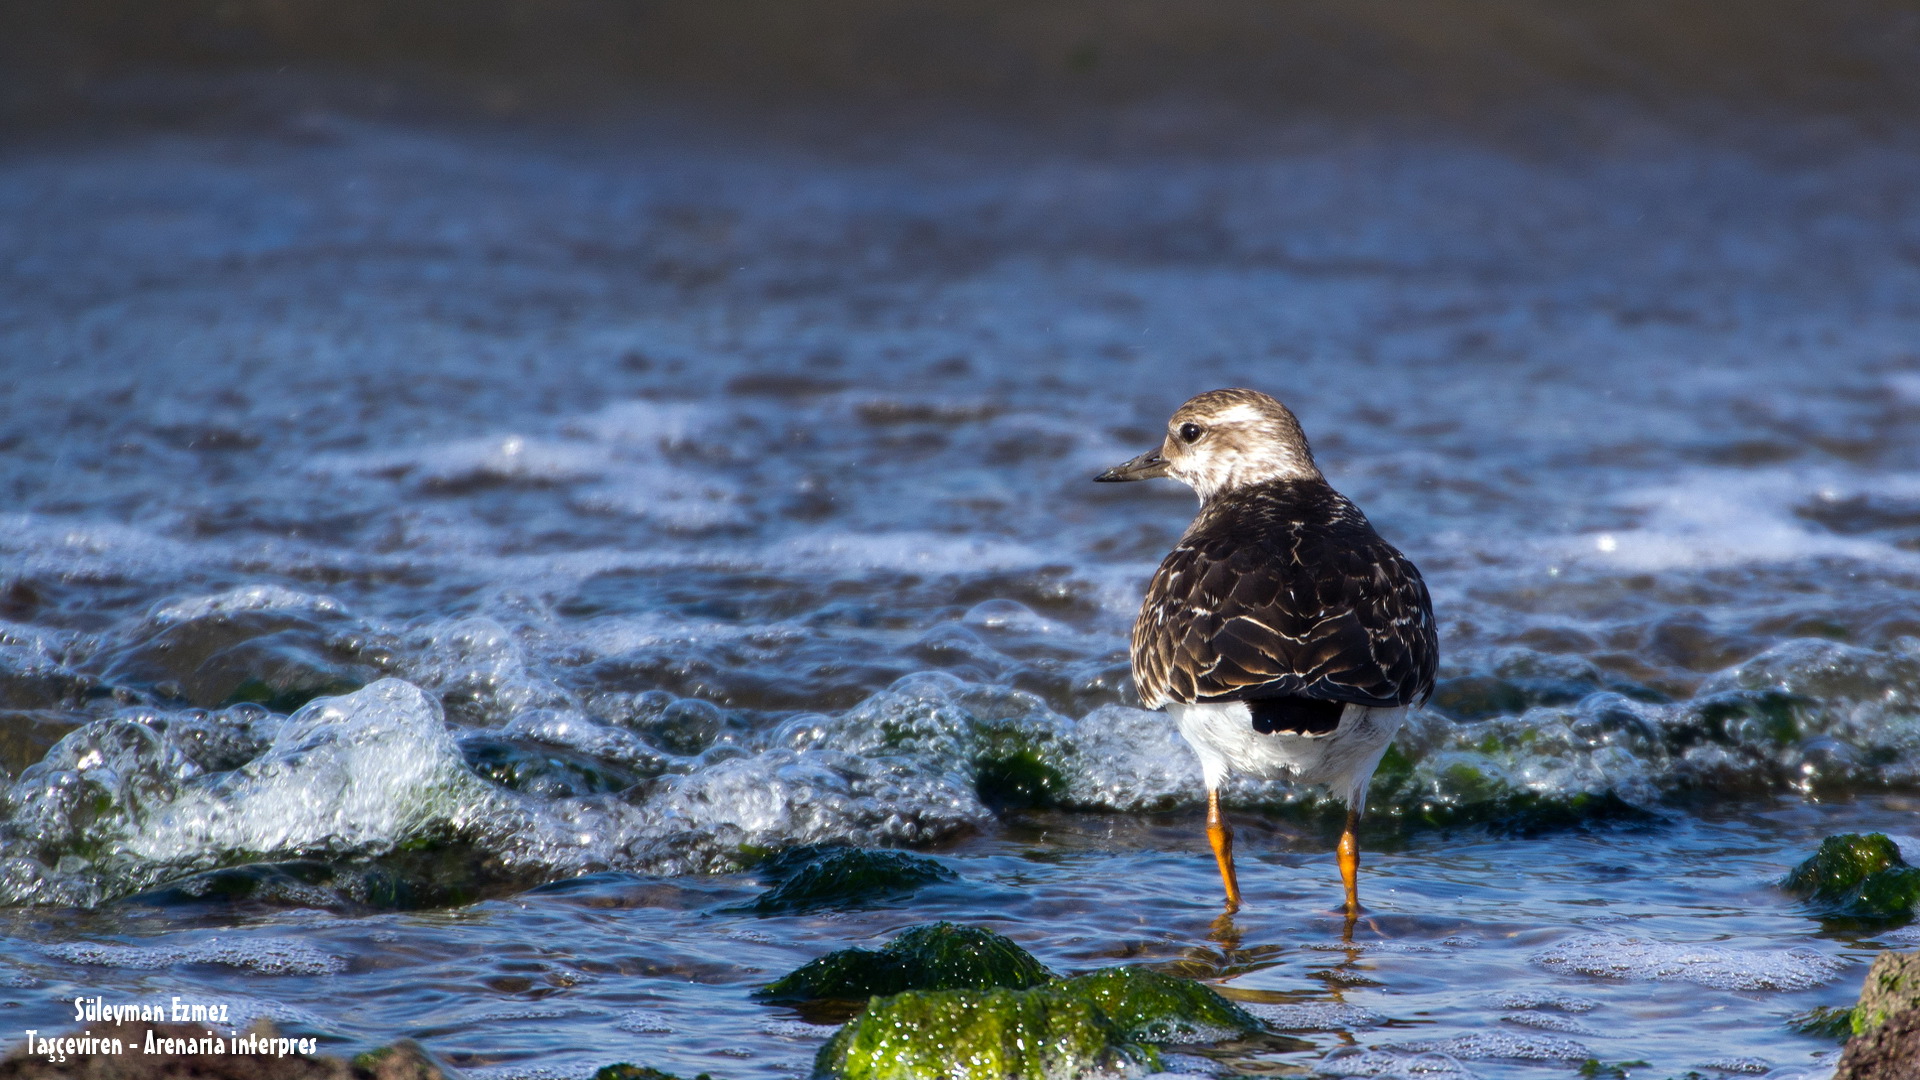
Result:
[1337, 806, 1361, 917]
[1207, 788, 1243, 911]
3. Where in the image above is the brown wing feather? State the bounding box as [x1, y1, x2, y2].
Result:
[1131, 479, 1437, 713]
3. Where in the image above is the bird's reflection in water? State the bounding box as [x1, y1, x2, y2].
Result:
[1169, 910, 1370, 1067]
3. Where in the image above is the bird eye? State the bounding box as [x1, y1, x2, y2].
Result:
[1177, 422, 1204, 443]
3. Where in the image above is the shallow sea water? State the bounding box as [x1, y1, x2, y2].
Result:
[4, 88, 1920, 1077]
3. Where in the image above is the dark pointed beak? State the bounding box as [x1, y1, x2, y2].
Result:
[1094, 447, 1169, 482]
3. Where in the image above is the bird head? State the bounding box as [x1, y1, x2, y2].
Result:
[1095, 388, 1322, 500]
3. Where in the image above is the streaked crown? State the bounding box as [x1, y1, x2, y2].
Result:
[1162, 388, 1322, 499]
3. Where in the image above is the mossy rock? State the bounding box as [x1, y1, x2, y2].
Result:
[1837, 1005, 1920, 1080]
[812, 986, 1159, 1080]
[594, 1067, 711, 1080]
[1788, 1004, 1856, 1041]
[745, 845, 955, 914]
[759, 922, 1054, 1002]
[972, 750, 1067, 811]
[348, 1042, 448, 1080]
[460, 732, 640, 798]
[1055, 966, 1262, 1043]
[1852, 950, 1920, 1036]
[1784, 834, 1920, 921]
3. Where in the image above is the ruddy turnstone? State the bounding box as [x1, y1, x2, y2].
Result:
[1096, 388, 1437, 916]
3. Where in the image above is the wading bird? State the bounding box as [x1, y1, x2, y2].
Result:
[1096, 388, 1437, 917]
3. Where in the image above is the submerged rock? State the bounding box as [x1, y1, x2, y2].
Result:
[101, 607, 378, 713]
[459, 732, 639, 798]
[1055, 966, 1262, 1043]
[594, 1068, 712, 1080]
[745, 845, 956, 914]
[1789, 1004, 1856, 1040]
[971, 749, 1066, 811]
[812, 986, 1159, 1080]
[1783, 834, 1920, 921]
[758, 922, 1053, 1002]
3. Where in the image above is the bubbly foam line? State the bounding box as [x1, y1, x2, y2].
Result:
[0, 681, 521, 906]
[150, 585, 346, 624]
[1546, 466, 1920, 574]
[1320, 1048, 1480, 1080]
[9, 632, 1920, 907]
[1390, 1032, 1593, 1062]
[1531, 933, 1849, 992]
[44, 938, 347, 976]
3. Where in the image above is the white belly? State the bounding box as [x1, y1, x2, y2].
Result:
[1167, 701, 1407, 809]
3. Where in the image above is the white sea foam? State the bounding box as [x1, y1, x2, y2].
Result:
[45, 937, 345, 975]
[122, 680, 486, 864]
[614, 1008, 675, 1034]
[1498, 1011, 1599, 1036]
[756, 1019, 829, 1039]
[570, 466, 749, 530]
[773, 531, 1049, 574]
[151, 585, 346, 624]
[1244, 1002, 1383, 1031]
[1391, 1032, 1592, 1062]
[1532, 934, 1848, 991]
[398, 616, 578, 723]
[336, 434, 605, 488]
[1491, 990, 1599, 1013]
[1701, 1058, 1772, 1075]
[1320, 1048, 1480, 1080]
[1546, 468, 1920, 574]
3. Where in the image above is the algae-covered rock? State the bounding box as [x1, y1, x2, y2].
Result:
[1783, 834, 1920, 921]
[759, 922, 1054, 1002]
[746, 845, 955, 914]
[1851, 950, 1920, 1036]
[348, 1041, 448, 1080]
[1790, 1004, 1857, 1040]
[594, 1067, 711, 1080]
[812, 986, 1159, 1080]
[460, 732, 639, 798]
[972, 749, 1067, 811]
[1056, 965, 1262, 1043]
[1837, 1006, 1920, 1080]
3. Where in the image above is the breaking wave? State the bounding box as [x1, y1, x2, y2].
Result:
[4, 618, 1920, 906]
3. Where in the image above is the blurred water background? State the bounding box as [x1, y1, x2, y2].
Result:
[4, 3, 1920, 1076]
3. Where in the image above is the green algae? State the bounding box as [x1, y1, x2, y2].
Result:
[744, 845, 956, 914]
[350, 1042, 456, 1079]
[461, 733, 639, 798]
[791, 925, 1269, 1078]
[1783, 834, 1920, 921]
[972, 749, 1066, 811]
[1788, 1004, 1856, 1041]
[593, 1067, 712, 1080]
[1056, 966, 1261, 1043]
[1694, 689, 1806, 748]
[759, 922, 1053, 1002]
[812, 986, 1159, 1080]
[1575, 1061, 1649, 1080]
